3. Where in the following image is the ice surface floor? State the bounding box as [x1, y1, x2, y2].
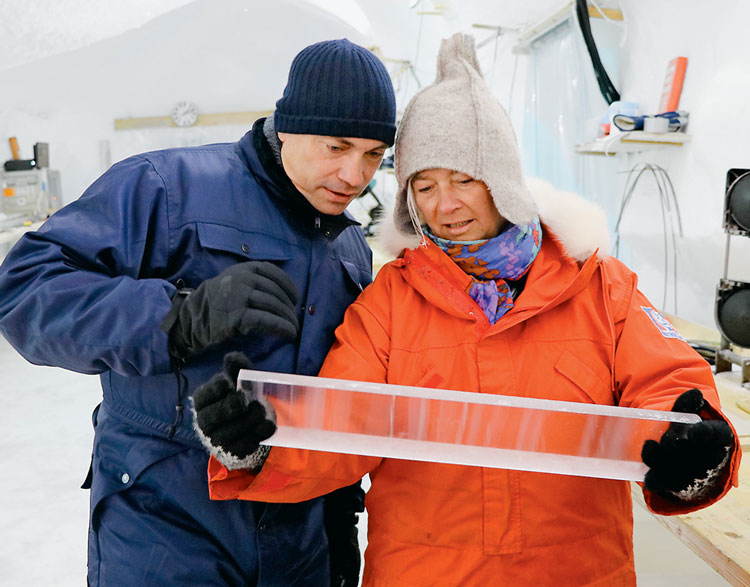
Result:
[1, 336, 100, 585]
[0, 337, 728, 585]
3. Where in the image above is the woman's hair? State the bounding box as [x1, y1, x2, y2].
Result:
[405, 182, 426, 242]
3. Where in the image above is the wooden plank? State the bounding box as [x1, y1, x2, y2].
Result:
[588, 5, 623, 21]
[195, 111, 272, 127]
[114, 110, 272, 131]
[715, 372, 750, 435]
[631, 457, 750, 587]
[115, 115, 173, 130]
[575, 132, 691, 155]
[618, 131, 690, 145]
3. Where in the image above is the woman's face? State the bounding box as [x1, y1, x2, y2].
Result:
[411, 168, 506, 241]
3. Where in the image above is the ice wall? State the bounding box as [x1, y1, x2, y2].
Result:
[515, 0, 750, 329]
[0, 0, 370, 204]
[612, 0, 750, 327]
[2, 0, 748, 329]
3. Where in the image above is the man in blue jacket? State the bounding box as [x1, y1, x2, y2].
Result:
[0, 39, 396, 586]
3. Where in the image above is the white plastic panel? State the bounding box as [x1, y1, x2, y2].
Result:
[240, 370, 700, 481]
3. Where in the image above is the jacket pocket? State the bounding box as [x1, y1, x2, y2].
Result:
[386, 352, 447, 389]
[372, 461, 523, 554]
[196, 222, 292, 261]
[89, 408, 191, 530]
[412, 364, 447, 389]
[553, 349, 613, 404]
[338, 257, 368, 294]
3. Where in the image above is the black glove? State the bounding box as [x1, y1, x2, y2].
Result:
[642, 388, 734, 503]
[165, 261, 299, 358]
[325, 484, 364, 587]
[192, 352, 277, 470]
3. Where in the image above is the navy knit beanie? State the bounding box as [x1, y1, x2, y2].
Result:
[275, 39, 397, 146]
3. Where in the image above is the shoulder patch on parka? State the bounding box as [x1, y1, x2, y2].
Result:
[640, 306, 687, 341]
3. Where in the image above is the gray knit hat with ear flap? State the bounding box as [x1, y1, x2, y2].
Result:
[393, 33, 537, 236]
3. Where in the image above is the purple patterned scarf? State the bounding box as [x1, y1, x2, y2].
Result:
[427, 218, 543, 324]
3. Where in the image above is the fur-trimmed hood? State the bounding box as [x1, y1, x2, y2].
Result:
[374, 177, 611, 263]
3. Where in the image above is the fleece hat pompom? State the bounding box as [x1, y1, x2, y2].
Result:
[393, 33, 537, 235]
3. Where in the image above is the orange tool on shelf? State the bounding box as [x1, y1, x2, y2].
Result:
[8, 137, 20, 160]
[658, 57, 688, 114]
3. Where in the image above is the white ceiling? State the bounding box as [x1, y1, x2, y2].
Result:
[0, 0, 196, 71]
[0, 0, 570, 73]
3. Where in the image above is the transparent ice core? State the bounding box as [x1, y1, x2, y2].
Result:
[239, 370, 701, 481]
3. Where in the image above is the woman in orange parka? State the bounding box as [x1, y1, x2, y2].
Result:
[194, 34, 740, 586]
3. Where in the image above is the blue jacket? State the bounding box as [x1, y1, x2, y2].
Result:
[0, 120, 372, 584]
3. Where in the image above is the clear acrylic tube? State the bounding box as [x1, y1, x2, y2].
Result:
[240, 370, 700, 481]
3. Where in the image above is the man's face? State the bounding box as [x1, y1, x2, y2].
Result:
[278, 133, 387, 215]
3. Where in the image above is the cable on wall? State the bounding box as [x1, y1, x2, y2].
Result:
[574, 0, 620, 104]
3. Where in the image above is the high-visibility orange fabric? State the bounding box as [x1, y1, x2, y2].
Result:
[209, 231, 741, 586]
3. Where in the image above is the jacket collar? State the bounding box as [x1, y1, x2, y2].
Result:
[376, 177, 611, 262]
[239, 118, 360, 239]
[400, 229, 600, 330]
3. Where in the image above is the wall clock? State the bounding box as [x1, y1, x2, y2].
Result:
[171, 101, 198, 127]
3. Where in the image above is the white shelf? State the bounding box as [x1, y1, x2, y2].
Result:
[576, 131, 691, 156]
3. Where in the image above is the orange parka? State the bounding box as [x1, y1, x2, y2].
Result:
[208, 228, 741, 586]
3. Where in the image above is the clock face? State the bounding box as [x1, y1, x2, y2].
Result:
[171, 101, 198, 127]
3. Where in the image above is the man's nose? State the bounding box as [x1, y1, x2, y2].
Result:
[337, 155, 365, 188]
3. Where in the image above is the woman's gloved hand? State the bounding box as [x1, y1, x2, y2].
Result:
[191, 352, 277, 470]
[642, 388, 734, 503]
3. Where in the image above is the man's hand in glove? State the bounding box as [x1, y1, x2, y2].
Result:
[642, 388, 734, 503]
[192, 352, 277, 470]
[163, 261, 299, 359]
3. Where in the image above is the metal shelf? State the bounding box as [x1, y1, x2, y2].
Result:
[575, 131, 691, 156]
